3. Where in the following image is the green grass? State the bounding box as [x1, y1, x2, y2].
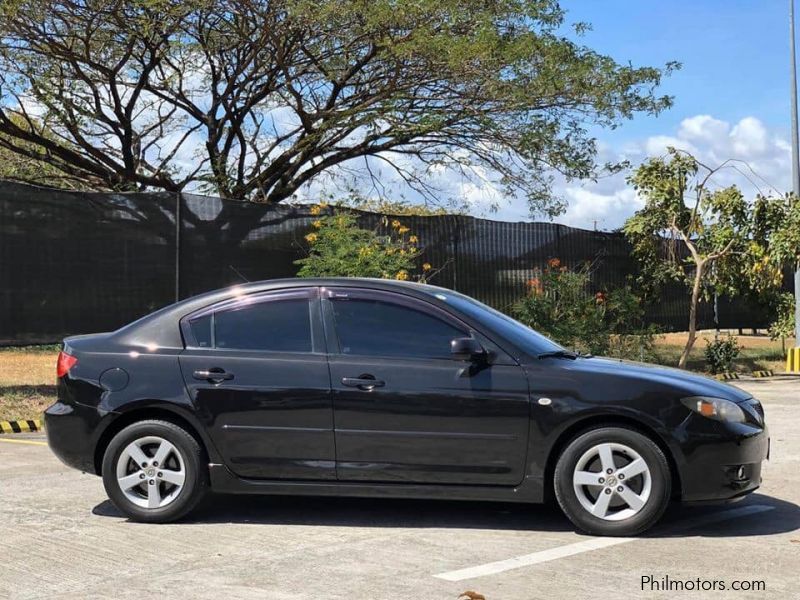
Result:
[651, 331, 788, 374]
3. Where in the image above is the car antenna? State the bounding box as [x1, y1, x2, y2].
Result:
[228, 265, 250, 283]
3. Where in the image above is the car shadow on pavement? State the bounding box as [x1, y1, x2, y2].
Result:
[94, 495, 575, 531]
[92, 492, 800, 537]
[649, 493, 800, 539]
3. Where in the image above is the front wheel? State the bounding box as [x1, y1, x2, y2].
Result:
[554, 426, 671, 536]
[102, 419, 208, 523]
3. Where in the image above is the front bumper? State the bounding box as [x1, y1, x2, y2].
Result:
[679, 422, 769, 503]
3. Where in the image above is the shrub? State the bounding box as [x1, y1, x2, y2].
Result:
[704, 335, 741, 374]
[768, 292, 795, 344]
[294, 205, 432, 281]
[511, 260, 657, 359]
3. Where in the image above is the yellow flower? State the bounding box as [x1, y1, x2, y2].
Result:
[409, 235, 418, 244]
[422, 262, 432, 272]
[398, 226, 410, 234]
[312, 220, 322, 229]
[304, 232, 318, 243]
[395, 270, 409, 281]
[391, 219, 401, 229]
[309, 205, 321, 216]
[399, 249, 406, 255]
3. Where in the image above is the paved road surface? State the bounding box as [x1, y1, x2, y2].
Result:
[1, 378, 798, 599]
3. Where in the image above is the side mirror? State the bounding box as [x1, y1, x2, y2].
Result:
[450, 337, 486, 361]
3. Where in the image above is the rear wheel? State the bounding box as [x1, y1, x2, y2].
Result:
[102, 420, 208, 523]
[554, 426, 671, 536]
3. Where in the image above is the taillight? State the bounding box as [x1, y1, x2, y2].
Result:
[56, 351, 78, 378]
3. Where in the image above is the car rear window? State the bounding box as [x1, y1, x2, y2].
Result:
[187, 294, 313, 352]
[188, 314, 213, 348]
[214, 296, 312, 352]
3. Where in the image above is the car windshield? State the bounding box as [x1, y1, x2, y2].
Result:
[427, 288, 564, 356]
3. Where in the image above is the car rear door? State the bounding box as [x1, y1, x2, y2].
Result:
[323, 287, 530, 486]
[178, 287, 335, 480]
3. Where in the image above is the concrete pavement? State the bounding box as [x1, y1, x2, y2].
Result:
[0, 377, 798, 599]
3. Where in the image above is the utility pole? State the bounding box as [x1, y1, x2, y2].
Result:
[790, 0, 800, 347]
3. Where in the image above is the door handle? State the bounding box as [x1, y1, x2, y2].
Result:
[193, 368, 234, 382]
[341, 376, 385, 391]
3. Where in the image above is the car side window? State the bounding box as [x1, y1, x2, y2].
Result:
[329, 297, 466, 359]
[188, 294, 313, 352]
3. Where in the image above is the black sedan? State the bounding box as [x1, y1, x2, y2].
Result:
[46, 278, 769, 535]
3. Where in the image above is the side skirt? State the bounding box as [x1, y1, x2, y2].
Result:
[208, 464, 544, 504]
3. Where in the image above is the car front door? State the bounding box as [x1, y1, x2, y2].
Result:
[323, 287, 530, 486]
[178, 287, 335, 480]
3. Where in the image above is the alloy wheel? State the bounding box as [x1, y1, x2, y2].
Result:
[115, 436, 186, 509]
[572, 442, 652, 521]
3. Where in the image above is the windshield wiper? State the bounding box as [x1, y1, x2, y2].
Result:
[537, 350, 580, 360]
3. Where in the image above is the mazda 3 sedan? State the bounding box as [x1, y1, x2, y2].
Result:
[46, 278, 769, 535]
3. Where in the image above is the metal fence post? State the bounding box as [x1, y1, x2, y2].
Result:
[175, 192, 182, 302]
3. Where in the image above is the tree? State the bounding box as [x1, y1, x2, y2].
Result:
[623, 149, 780, 369]
[761, 194, 800, 348]
[765, 195, 800, 278]
[768, 292, 795, 352]
[0, 0, 675, 214]
[0, 115, 88, 189]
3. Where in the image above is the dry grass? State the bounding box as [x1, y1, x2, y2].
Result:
[0, 333, 793, 421]
[0, 346, 58, 421]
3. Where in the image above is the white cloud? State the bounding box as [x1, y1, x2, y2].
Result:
[643, 134, 699, 157]
[550, 115, 791, 231]
[730, 116, 770, 156]
[291, 113, 791, 232]
[677, 115, 730, 147]
[557, 186, 642, 231]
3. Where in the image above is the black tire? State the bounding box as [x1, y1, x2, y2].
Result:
[553, 426, 671, 536]
[102, 419, 208, 523]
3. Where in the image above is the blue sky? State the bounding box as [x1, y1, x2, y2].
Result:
[336, 2, 797, 229]
[569, 1, 790, 141]
[463, 1, 795, 230]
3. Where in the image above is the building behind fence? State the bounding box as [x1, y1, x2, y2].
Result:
[0, 181, 778, 345]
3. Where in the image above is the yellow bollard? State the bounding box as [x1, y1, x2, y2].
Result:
[788, 347, 800, 373]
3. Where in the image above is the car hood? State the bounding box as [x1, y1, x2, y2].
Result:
[559, 356, 753, 403]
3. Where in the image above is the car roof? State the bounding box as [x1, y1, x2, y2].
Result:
[108, 278, 458, 349]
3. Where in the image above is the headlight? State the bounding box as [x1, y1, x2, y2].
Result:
[680, 396, 746, 423]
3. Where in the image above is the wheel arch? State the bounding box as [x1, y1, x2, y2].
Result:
[542, 415, 682, 503]
[94, 404, 213, 476]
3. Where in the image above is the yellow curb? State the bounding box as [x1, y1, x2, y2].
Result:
[0, 438, 47, 446]
[752, 370, 774, 378]
[0, 419, 44, 434]
[715, 372, 739, 381]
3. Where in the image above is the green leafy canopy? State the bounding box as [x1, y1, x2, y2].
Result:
[0, 0, 676, 215]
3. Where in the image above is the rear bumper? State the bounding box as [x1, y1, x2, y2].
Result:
[44, 399, 103, 474]
[679, 423, 769, 503]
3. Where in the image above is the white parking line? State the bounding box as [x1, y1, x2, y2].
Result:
[433, 504, 775, 582]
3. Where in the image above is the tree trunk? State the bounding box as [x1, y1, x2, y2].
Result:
[679, 262, 705, 369]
